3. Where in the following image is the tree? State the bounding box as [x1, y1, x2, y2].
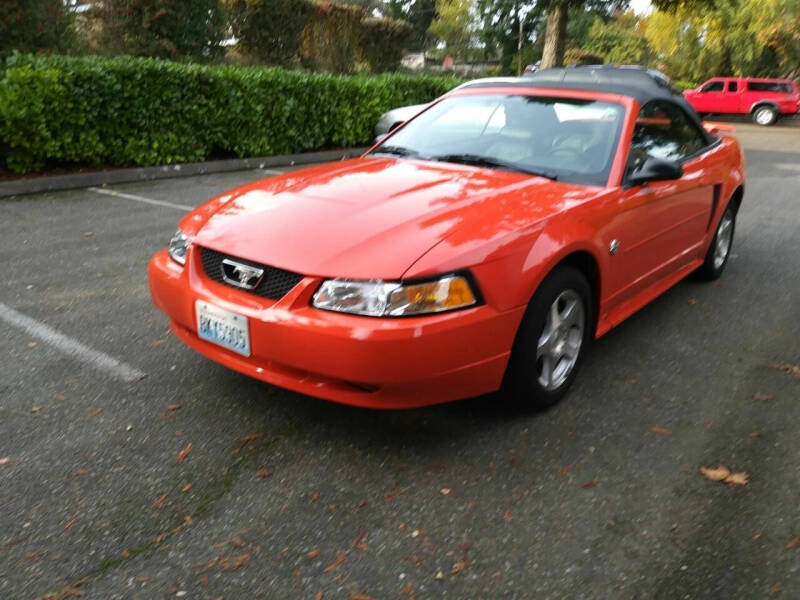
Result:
[101, 0, 226, 60]
[0, 0, 76, 58]
[582, 12, 651, 64]
[644, 0, 799, 82]
[428, 0, 475, 59]
[538, 1, 628, 69]
[383, 0, 438, 51]
[477, 0, 544, 73]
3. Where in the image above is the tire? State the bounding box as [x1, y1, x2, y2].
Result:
[502, 266, 593, 410]
[694, 203, 736, 281]
[752, 105, 778, 126]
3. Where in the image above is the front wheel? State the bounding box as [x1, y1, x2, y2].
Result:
[694, 204, 736, 281]
[752, 105, 778, 126]
[503, 266, 593, 410]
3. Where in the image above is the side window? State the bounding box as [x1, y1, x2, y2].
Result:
[628, 101, 709, 171]
[701, 81, 724, 92]
[728, 81, 738, 92]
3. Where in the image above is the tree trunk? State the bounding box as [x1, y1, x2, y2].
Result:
[540, 3, 568, 69]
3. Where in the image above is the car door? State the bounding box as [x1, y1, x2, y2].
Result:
[604, 100, 718, 310]
[692, 80, 725, 113]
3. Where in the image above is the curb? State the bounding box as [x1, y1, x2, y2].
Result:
[0, 147, 368, 198]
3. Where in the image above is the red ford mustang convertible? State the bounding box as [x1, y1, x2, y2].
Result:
[149, 66, 745, 410]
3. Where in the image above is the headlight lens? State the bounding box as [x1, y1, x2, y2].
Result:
[168, 230, 190, 265]
[313, 274, 478, 317]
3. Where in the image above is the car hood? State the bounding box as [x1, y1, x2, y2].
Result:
[189, 157, 596, 279]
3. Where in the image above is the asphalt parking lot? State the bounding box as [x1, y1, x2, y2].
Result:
[1, 121, 798, 600]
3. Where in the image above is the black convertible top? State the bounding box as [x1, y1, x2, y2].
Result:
[458, 65, 713, 143]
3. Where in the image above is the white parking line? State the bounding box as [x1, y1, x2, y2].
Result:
[88, 187, 193, 212]
[0, 302, 146, 383]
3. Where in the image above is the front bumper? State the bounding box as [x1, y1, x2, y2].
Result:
[148, 247, 525, 409]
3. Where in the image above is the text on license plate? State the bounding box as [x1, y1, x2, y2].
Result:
[195, 300, 251, 357]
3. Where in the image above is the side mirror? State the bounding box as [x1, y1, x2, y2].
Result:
[627, 157, 683, 186]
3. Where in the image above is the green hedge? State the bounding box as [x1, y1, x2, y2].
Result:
[0, 54, 461, 173]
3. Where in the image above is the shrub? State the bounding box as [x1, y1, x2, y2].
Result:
[227, 0, 414, 73]
[225, 0, 317, 68]
[0, 54, 461, 173]
[100, 0, 227, 61]
[360, 17, 414, 73]
[0, 0, 76, 59]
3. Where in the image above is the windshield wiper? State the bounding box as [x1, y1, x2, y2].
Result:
[431, 153, 558, 180]
[371, 145, 420, 158]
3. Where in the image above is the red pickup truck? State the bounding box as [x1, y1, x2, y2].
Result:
[683, 77, 800, 126]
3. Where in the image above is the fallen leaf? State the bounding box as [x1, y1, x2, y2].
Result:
[750, 432, 761, 438]
[126, 425, 133, 432]
[785, 532, 800, 550]
[724, 471, 749, 486]
[350, 593, 376, 600]
[352, 530, 368, 551]
[168, 403, 181, 411]
[503, 509, 511, 522]
[435, 570, 445, 581]
[0, 457, 10, 466]
[687, 298, 698, 305]
[230, 538, 246, 549]
[84, 232, 93, 237]
[149, 339, 165, 347]
[86, 408, 102, 418]
[54, 394, 67, 402]
[256, 469, 271, 479]
[768, 585, 781, 596]
[236, 433, 263, 444]
[306, 549, 319, 559]
[182, 483, 192, 492]
[440, 488, 451, 495]
[451, 560, 466, 574]
[176, 443, 193, 464]
[582, 476, 599, 489]
[315, 593, 323, 600]
[200, 575, 209, 588]
[324, 552, 346, 573]
[62, 587, 85, 597]
[624, 374, 638, 385]
[557, 465, 569, 481]
[411, 529, 420, 538]
[219, 552, 251, 572]
[152, 493, 168, 509]
[31, 406, 42, 413]
[63, 517, 78, 531]
[650, 426, 673, 436]
[770, 362, 800, 379]
[752, 532, 761, 540]
[753, 392, 773, 402]
[700, 465, 730, 482]
[72, 469, 92, 476]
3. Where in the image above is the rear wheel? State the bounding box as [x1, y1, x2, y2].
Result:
[752, 105, 778, 126]
[694, 203, 736, 281]
[503, 267, 593, 410]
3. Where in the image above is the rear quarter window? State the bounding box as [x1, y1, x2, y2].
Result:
[746, 82, 792, 93]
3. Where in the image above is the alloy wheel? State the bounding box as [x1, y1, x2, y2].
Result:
[536, 290, 585, 391]
[714, 211, 734, 269]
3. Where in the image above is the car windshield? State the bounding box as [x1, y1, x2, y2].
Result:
[371, 94, 625, 186]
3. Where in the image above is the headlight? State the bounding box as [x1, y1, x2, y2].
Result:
[168, 230, 190, 265]
[312, 274, 478, 317]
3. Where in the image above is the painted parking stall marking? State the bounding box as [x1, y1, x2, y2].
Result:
[88, 187, 193, 212]
[0, 302, 146, 383]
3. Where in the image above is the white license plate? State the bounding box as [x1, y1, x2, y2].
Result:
[195, 300, 251, 357]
